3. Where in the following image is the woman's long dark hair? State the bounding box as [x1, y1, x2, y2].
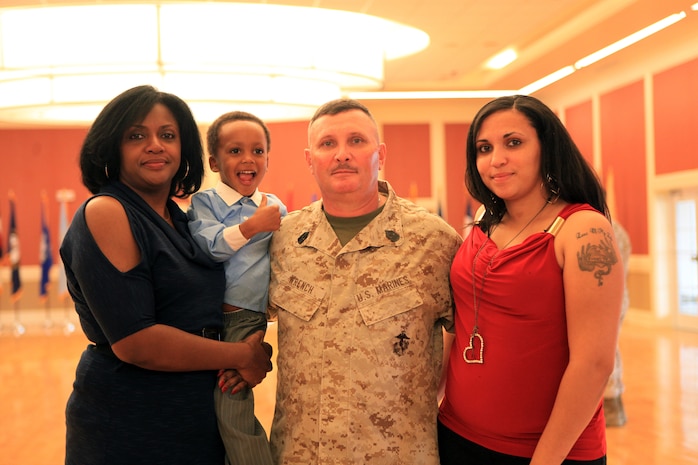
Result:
[465, 95, 609, 233]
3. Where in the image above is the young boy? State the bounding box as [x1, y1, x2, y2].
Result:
[188, 111, 286, 465]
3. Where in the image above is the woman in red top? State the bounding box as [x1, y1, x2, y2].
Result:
[438, 95, 624, 465]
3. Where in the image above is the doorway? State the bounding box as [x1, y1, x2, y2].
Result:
[673, 189, 698, 330]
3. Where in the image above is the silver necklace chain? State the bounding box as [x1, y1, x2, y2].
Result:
[465, 200, 549, 364]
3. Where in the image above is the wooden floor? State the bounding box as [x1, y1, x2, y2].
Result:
[1, 308, 698, 464]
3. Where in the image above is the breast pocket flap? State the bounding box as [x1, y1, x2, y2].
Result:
[357, 283, 423, 326]
[270, 272, 325, 322]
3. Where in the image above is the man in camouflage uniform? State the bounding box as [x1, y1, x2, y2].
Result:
[268, 99, 462, 464]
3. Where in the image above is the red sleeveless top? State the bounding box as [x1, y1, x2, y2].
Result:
[439, 203, 606, 460]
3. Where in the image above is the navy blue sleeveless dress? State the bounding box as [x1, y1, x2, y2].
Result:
[60, 182, 226, 465]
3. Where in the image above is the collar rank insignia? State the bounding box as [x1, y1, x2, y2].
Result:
[385, 230, 400, 242]
[297, 231, 309, 244]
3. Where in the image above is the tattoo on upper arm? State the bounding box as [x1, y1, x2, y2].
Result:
[576, 227, 618, 286]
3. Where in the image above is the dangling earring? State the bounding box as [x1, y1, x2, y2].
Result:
[545, 174, 560, 203]
[104, 164, 110, 179]
[487, 193, 498, 216]
[183, 161, 190, 178]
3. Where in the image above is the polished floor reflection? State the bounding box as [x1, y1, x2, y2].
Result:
[1, 310, 697, 464]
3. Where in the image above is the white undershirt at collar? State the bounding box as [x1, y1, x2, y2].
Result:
[214, 180, 263, 207]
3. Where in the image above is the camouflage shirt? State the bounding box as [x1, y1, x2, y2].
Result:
[268, 181, 463, 464]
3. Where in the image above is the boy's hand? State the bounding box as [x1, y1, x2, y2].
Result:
[218, 368, 246, 395]
[218, 336, 273, 394]
[239, 195, 281, 239]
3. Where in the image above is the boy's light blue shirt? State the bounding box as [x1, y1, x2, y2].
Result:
[187, 181, 288, 313]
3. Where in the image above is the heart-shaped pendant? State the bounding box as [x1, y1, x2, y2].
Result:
[463, 332, 484, 364]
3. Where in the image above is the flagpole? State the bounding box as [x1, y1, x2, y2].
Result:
[62, 292, 75, 335]
[8, 191, 24, 337]
[56, 189, 76, 335]
[40, 191, 54, 332]
[13, 298, 25, 336]
[43, 296, 53, 333]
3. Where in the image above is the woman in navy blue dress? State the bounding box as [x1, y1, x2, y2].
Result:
[60, 85, 273, 465]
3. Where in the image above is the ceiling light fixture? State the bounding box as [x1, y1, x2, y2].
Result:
[518, 66, 576, 95]
[485, 49, 518, 70]
[0, 3, 429, 126]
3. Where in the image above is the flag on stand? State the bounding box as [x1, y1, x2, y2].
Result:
[8, 196, 22, 302]
[39, 195, 53, 302]
[57, 199, 69, 300]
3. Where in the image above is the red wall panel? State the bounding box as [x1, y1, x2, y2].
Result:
[600, 81, 648, 254]
[653, 57, 698, 174]
[382, 124, 431, 199]
[263, 120, 316, 211]
[445, 123, 471, 235]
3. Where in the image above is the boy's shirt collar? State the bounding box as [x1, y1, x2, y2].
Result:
[214, 180, 263, 206]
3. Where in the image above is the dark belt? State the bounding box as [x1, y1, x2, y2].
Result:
[200, 328, 222, 340]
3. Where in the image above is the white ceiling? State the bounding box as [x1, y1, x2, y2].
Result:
[1, 0, 697, 110]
